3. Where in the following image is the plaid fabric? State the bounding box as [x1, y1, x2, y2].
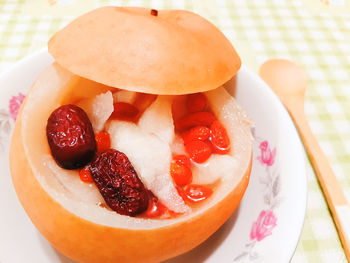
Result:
[0, 0, 349, 262]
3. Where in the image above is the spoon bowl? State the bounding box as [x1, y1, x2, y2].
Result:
[259, 58, 350, 261]
[259, 59, 307, 107]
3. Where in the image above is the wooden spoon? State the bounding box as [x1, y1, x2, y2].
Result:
[259, 59, 350, 261]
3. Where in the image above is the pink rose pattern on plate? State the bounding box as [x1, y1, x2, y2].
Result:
[257, 140, 276, 167]
[0, 93, 25, 149]
[234, 139, 281, 262]
[9, 92, 25, 120]
[250, 210, 277, 242]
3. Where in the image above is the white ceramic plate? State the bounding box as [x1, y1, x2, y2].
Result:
[0, 50, 306, 263]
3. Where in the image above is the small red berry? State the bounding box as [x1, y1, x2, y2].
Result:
[181, 126, 211, 144]
[185, 140, 212, 163]
[210, 120, 231, 154]
[173, 155, 191, 168]
[179, 184, 213, 203]
[95, 131, 111, 153]
[79, 166, 93, 183]
[111, 102, 139, 122]
[174, 111, 216, 132]
[170, 162, 192, 186]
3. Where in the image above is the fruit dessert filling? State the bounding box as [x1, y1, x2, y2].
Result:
[46, 88, 235, 218]
[107, 96, 189, 214]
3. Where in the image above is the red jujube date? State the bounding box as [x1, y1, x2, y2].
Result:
[46, 104, 96, 169]
[89, 149, 149, 216]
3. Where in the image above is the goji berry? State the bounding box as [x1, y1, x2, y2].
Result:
[170, 161, 192, 186]
[181, 126, 211, 144]
[173, 154, 191, 168]
[185, 140, 212, 163]
[210, 120, 231, 154]
[179, 184, 213, 203]
[46, 104, 96, 169]
[79, 166, 93, 183]
[95, 131, 111, 153]
[110, 102, 139, 122]
[186, 93, 208, 113]
[175, 111, 216, 132]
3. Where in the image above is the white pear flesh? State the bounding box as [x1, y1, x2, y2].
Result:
[138, 96, 174, 144]
[77, 91, 114, 132]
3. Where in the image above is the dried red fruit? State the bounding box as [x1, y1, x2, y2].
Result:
[89, 149, 149, 216]
[170, 161, 192, 186]
[175, 111, 216, 132]
[179, 184, 213, 203]
[79, 166, 93, 183]
[210, 120, 231, 154]
[181, 126, 211, 144]
[185, 140, 212, 163]
[186, 93, 208, 113]
[111, 102, 139, 122]
[173, 155, 191, 168]
[95, 131, 111, 153]
[46, 104, 96, 169]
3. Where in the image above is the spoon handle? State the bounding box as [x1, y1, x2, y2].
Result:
[287, 103, 350, 260]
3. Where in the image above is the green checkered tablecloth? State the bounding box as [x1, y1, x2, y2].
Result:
[1, 0, 349, 262]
